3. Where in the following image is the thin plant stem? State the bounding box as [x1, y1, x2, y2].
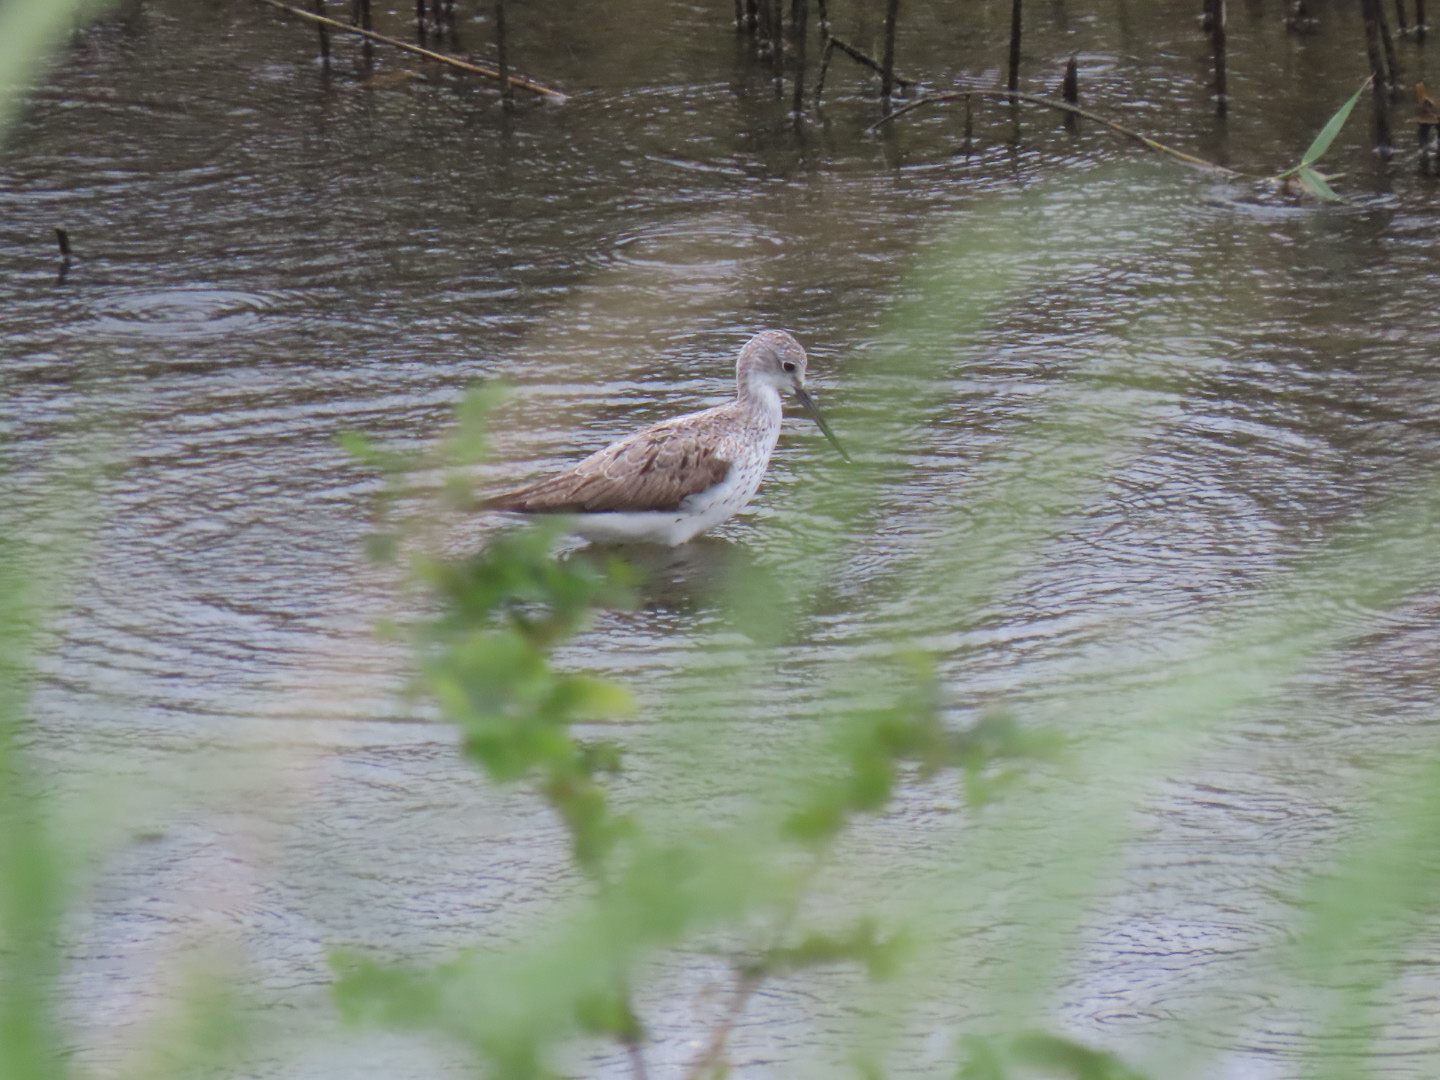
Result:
[869, 88, 1240, 174]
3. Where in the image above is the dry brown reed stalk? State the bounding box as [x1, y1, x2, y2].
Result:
[252, 0, 567, 101]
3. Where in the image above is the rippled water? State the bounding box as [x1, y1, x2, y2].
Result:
[6, 0, 1440, 1076]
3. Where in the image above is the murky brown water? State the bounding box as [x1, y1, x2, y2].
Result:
[6, 0, 1440, 1076]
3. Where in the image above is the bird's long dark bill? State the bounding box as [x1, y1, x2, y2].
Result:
[793, 385, 852, 463]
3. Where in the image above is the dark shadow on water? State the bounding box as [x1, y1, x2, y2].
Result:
[563, 536, 761, 616]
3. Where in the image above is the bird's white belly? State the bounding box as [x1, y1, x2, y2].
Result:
[567, 456, 769, 546]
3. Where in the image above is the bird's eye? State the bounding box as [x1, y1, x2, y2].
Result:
[782, 361, 797, 373]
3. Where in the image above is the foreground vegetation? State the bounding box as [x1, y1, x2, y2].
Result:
[6, 4, 1440, 1080]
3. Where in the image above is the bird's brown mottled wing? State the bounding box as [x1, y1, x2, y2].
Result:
[483, 421, 733, 514]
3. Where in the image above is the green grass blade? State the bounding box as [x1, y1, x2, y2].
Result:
[1297, 79, 1370, 170]
[1296, 165, 1342, 202]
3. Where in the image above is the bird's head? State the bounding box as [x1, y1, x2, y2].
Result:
[737, 330, 850, 462]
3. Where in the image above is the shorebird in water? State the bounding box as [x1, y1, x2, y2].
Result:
[482, 330, 849, 545]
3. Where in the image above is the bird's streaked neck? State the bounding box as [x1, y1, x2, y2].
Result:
[737, 372, 785, 418]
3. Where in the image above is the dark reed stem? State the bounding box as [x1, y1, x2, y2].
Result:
[494, 0, 513, 107]
[1007, 0, 1022, 92]
[352, 0, 373, 64]
[1062, 54, 1078, 103]
[415, 0, 426, 44]
[870, 88, 1242, 174]
[1361, 0, 1395, 149]
[771, 0, 785, 74]
[1418, 0, 1428, 40]
[1379, 2, 1401, 96]
[791, 0, 808, 114]
[734, 0, 744, 31]
[308, 0, 329, 64]
[1207, 0, 1228, 116]
[1061, 54, 1079, 132]
[814, 0, 833, 100]
[55, 226, 72, 285]
[880, 0, 901, 104]
[1395, 0, 1409, 32]
[755, 0, 772, 49]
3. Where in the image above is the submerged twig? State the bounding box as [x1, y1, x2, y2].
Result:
[251, 0, 568, 101]
[868, 88, 1239, 174]
[824, 34, 918, 91]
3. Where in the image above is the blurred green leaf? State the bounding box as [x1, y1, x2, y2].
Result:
[1010, 1033, 1150, 1079]
[1296, 79, 1370, 170]
[1296, 165, 1342, 203]
[0, 0, 113, 140]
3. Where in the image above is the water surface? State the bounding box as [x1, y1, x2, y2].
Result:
[5, 1, 1440, 1075]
